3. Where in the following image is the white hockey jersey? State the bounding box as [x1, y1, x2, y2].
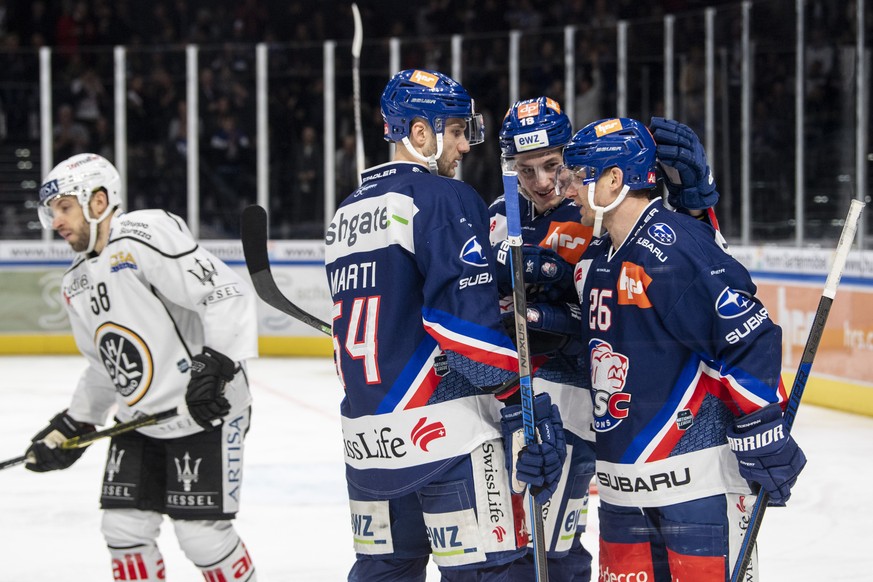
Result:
[62, 209, 259, 439]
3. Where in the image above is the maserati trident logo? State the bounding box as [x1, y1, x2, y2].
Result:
[106, 444, 124, 481]
[188, 257, 218, 287]
[174, 452, 201, 492]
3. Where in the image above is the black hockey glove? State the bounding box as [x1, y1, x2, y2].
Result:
[25, 410, 95, 473]
[186, 347, 236, 430]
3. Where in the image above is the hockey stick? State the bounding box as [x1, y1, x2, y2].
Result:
[0, 454, 27, 471]
[730, 199, 865, 582]
[240, 205, 331, 335]
[239, 204, 523, 395]
[503, 171, 549, 581]
[351, 3, 365, 182]
[0, 407, 181, 471]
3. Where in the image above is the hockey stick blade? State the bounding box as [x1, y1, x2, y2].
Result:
[240, 205, 332, 336]
[2, 408, 181, 470]
[730, 199, 865, 582]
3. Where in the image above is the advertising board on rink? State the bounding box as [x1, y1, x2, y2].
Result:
[1, 241, 871, 416]
[730, 246, 873, 416]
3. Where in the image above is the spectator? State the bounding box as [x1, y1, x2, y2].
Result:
[334, 134, 358, 203]
[289, 124, 323, 224]
[53, 103, 89, 160]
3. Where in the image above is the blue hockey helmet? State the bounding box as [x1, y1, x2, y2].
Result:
[561, 118, 658, 191]
[558, 118, 658, 236]
[380, 69, 484, 146]
[499, 96, 572, 158]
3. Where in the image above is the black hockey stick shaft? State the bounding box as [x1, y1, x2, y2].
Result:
[240, 205, 332, 335]
[61, 407, 181, 449]
[503, 171, 549, 581]
[730, 199, 864, 582]
[239, 205, 521, 394]
[0, 454, 27, 470]
[1, 407, 181, 471]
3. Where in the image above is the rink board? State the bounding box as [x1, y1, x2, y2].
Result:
[1, 242, 871, 416]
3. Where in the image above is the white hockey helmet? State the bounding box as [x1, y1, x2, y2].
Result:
[38, 153, 122, 253]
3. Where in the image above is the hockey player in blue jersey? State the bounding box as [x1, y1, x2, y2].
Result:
[557, 117, 806, 581]
[488, 96, 596, 581]
[324, 69, 567, 582]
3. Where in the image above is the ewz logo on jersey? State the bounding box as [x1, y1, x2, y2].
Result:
[351, 511, 388, 546]
[589, 339, 631, 432]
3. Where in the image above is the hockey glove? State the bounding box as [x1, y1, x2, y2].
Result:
[500, 392, 567, 505]
[494, 242, 574, 301]
[502, 302, 584, 356]
[25, 410, 95, 473]
[727, 403, 807, 506]
[649, 116, 720, 210]
[186, 347, 236, 430]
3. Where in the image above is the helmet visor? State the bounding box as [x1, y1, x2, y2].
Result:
[465, 113, 485, 146]
[555, 164, 601, 198]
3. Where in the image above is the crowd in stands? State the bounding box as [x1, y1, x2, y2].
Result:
[0, 0, 865, 240]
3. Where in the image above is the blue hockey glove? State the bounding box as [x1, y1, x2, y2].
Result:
[502, 302, 584, 356]
[494, 242, 574, 301]
[25, 410, 95, 472]
[186, 347, 236, 430]
[727, 403, 807, 506]
[500, 392, 567, 505]
[649, 116, 720, 210]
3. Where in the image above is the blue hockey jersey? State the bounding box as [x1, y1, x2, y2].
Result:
[325, 161, 518, 497]
[488, 195, 593, 267]
[488, 193, 595, 440]
[574, 199, 787, 507]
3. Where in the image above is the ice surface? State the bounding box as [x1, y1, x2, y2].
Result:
[2, 355, 871, 580]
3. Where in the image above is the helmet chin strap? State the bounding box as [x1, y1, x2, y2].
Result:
[401, 132, 444, 175]
[588, 182, 630, 237]
[81, 197, 114, 255]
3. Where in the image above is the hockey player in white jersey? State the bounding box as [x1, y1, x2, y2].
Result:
[29, 153, 259, 580]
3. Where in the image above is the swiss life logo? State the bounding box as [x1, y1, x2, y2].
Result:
[410, 417, 446, 452]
